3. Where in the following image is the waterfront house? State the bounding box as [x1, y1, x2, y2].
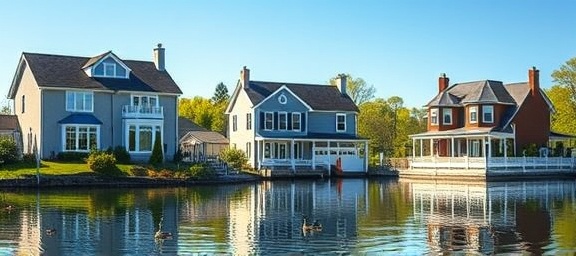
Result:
[7, 44, 182, 161]
[226, 67, 368, 176]
[406, 67, 575, 177]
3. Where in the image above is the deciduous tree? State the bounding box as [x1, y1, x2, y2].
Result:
[330, 74, 376, 105]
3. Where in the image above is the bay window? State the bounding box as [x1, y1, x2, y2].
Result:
[63, 125, 99, 152]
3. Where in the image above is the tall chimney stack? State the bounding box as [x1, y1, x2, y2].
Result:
[528, 66, 539, 96]
[438, 73, 449, 92]
[153, 43, 165, 71]
[336, 74, 347, 95]
[240, 66, 250, 89]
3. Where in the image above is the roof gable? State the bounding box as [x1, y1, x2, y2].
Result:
[82, 52, 132, 79]
[244, 81, 359, 112]
[427, 80, 516, 107]
[252, 85, 313, 111]
[8, 52, 182, 96]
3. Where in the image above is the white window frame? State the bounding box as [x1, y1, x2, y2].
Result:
[442, 108, 452, 125]
[232, 115, 237, 132]
[61, 124, 100, 152]
[430, 108, 439, 126]
[469, 106, 478, 124]
[66, 91, 94, 112]
[246, 142, 251, 158]
[336, 113, 346, 132]
[292, 112, 301, 131]
[125, 120, 163, 153]
[279, 112, 288, 130]
[482, 105, 494, 123]
[92, 57, 129, 79]
[103, 62, 116, 77]
[131, 95, 159, 107]
[264, 112, 273, 130]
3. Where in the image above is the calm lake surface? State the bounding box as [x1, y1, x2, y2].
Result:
[0, 177, 575, 255]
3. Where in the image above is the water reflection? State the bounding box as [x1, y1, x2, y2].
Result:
[0, 178, 574, 255]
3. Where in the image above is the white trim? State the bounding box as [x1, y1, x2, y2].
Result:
[131, 94, 159, 107]
[66, 91, 94, 112]
[482, 105, 494, 123]
[61, 124, 100, 152]
[442, 108, 452, 125]
[252, 85, 313, 111]
[309, 110, 357, 114]
[336, 113, 347, 132]
[225, 82, 243, 114]
[88, 53, 131, 79]
[291, 112, 301, 131]
[278, 111, 288, 130]
[264, 112, 273, 131]
[469, 106, 478, 124]
[124, 119, 164, 153]
[278, 94, 287, 104]
[430, 108, 439, 126]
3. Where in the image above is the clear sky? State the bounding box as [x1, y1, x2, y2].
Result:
[0, 1, 575, 108]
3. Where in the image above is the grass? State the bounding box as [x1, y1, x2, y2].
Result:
[0, 161, 133, 179]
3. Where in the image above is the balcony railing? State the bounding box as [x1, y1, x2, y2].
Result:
[122, 105, 164, 119]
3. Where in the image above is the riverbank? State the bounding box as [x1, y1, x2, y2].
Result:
[0, 173, 262, 188]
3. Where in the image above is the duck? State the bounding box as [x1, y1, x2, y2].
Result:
[46, 228, 56, 236]
[302, 218, 322, 232]
[154, 217, 173, 240]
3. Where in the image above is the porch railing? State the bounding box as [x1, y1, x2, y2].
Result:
[406, 156, 576, 171]
[261, 158, 329, 169]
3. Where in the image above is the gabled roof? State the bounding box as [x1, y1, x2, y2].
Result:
[180, 131, 229, 145]
[241, 81, 359, 112]
[81, 51, 112, 69]
[427, 80, 516, 107]
[8, 52, 182, 99]
[0, 115, 19, 131]
[178, 117, 207, 140]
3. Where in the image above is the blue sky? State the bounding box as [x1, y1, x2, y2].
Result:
[0, 1, 575, 108]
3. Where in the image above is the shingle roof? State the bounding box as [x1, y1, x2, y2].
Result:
[17, 52, 182, 94]
[58, 113, 103, 125]
[178, 117, 207, 140]
[0, 115, 19, 131]
[180, 131, 229, 145]
[244, 81, 359, 112]
[426, 80, 516, 107]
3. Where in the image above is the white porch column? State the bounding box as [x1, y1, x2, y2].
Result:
[291, 139, 295, 173]
[503, 138, 508, 166]
[430, 139, 434, 156]
[451, 137, 455, 157]
[420, 139, 423, 157]
[312, 141, 316, 170]
[328, 141, 331, 176]
[412, 138, 416, 159]
[364, 142, 369, 173]
[258, 140, 263, 170]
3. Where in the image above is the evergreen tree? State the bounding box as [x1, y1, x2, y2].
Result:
[149, 137, 164, 165]
[211, 82, 230, 104]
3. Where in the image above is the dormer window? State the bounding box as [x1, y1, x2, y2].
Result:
[482, 105, 494, 123]
[469, 106, 478, 123]
[430, 108, 438, 126]
[90, 56, 129, 79]
[442, 108, 452, 125]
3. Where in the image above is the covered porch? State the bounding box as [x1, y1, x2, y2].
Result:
[255, 136, 369, 175]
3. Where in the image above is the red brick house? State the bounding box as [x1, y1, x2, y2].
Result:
[406, 67, 574, 177]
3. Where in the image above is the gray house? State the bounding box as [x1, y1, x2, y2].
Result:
[226, 67, 368, 174]
[7, 44, 182, 161]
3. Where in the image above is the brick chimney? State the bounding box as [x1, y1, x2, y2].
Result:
[336, 74, 347, 95]
[240, 66, 250, 89]
[438, 73, 449, 92]
[528, 66, 539, 96]
[153, 43, 165, 71]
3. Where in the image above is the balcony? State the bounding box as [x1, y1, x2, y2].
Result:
[122, 105, 164, 119]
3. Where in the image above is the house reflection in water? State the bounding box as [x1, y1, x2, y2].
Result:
[405, 178, 576, 254]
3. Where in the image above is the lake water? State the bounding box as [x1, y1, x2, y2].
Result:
[0, 177, 575, 255]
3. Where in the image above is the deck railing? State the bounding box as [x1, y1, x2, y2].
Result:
[405, 156, 576, 171]
[122, 105, 164, 118]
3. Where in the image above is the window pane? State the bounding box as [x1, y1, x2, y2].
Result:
[133, 97, 139, 106]
[265, 113, 273, 130]
[94, 63, 104, 76]
[89, 127, 97, 150]
[75, 93, 83, 111]
[279, 113, 287, 130]
[66, 93, 75, 111]
[292, 113, 301, 130]
[116, 66, 126, 77]
[66, 127, 76, 150]
[85, 93, 93, 112]
[129, 125, 136, 151]
[150, 97, 157, 107]
[139, 126, 153, 151]
[264, 143, 271, 158]
[105, 63, 115, 76]
[78, 127, 88, 150]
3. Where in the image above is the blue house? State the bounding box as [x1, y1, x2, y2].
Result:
[226, 67, 368, 174]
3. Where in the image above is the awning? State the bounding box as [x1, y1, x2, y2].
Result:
[58, 113, 103, 125]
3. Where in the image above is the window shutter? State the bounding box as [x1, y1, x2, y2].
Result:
[274, 112, 278, 130]
[287, 113, 292, 130]
[260, 112, 265, 129]
[301, 112, 306, 132]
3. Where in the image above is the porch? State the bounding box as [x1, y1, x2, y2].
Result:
[254, 137, 369, 175]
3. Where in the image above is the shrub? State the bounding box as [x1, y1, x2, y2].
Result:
[57, 152, 89, 162]
[149, 137, 163, 166]
[173, 147, 183, 163]
[130, 166, 148, 176]
[189, 163, 215, 179]
[113, 146, 131, 164]
[22, 153, 37, 164]
[219, 147, 247, 170]
[0, 138, 19, 164]
[87, 150, 118, 175]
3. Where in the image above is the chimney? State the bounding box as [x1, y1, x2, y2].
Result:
[336, 74, 347, 95]
[240, 66, 250, 89]
[153, 43, 165, 71]
[438, 73, 449, 92]
[528, 66, 539, 96]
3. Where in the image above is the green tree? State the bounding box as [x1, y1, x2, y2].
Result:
[0, 104, 11, 115]
[552, 57, 576, 109]
[211, 82, 230, 104]
[330, 74, 376, 105]
[149, 137, 164, 165]
[546, 85, 576, 136]
[179, 94, 228, 134]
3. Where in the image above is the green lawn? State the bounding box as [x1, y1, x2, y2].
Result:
[0, 161, 133, 179]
